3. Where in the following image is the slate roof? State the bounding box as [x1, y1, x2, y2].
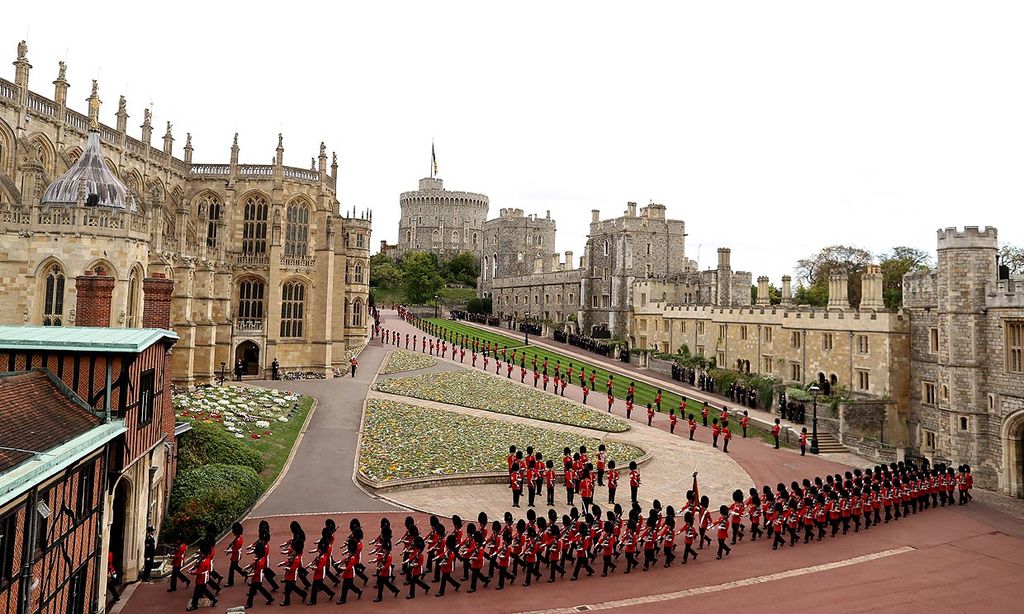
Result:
[0, 371, 102, 473]
[0, 325, 177, 354]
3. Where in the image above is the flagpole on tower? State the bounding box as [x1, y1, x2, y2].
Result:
[431, 140, 438, 179]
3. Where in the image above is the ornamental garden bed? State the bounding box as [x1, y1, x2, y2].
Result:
[172, 385, 313, 487]
[359, 398, 644, 483]
[381, 349, 438, 374]
[373, 370, 629, 433]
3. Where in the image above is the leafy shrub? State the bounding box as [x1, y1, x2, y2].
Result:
[162, 464, 263, 543]
[178, 421, 265, 474]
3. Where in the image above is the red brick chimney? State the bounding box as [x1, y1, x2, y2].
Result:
[75, 270, 115, 327]
[142, 273, 174, 329]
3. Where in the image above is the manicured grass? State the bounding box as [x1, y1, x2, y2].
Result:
[248, 396, 313, 488]
[359, 398, 644, 482]
[421, 318, 783, 447]
[374, 370, 630, 432]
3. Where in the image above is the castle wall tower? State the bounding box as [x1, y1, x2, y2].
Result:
[396, 177, 488, 260]
[479, 208, 557, 296]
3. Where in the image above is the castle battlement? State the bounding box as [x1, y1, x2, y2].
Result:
[936, 226, 998, 249]
[499, 208, 525, 218]
[986, 278, 1024, 308]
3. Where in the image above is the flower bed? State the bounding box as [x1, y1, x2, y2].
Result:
[373, 370, 629, 432]
[173, 385, 306, 439]
[382, 350, 437, 374]
[359, 399, 644, 482]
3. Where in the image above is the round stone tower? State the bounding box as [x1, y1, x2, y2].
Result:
[396, 177, 489, 260]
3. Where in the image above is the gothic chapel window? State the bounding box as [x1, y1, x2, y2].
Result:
[242, 194, 269, 254]
[280, 281, 305, 338]
[42, 263, 65, 326]
[201, 194, 222, 248]
[285, 202, 309, 257]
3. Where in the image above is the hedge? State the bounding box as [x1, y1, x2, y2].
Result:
[177, 421, 265, 474]
[163, 464, 263, 543]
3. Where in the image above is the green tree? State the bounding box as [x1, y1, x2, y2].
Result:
[751, 283, 782, 305]
[369, 257, 404, 289]
[402, 251, 445, 304]
[795, 245, 873, 307]
[999, 244, 1024, 276]
[793, 282, 828, 307]
[878, 246, 932, 308]
[466, 296, 493, 314]
[445, 252, 481, 286]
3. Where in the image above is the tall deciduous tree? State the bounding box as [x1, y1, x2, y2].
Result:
[878, 246, 932, 308]
[401, 252, 446, 304]
[795, 245, 874, 307]
[999, 244, 1024, 276]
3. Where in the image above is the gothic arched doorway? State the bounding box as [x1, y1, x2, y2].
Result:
[109, 479, 130, 587]
[236, 341, 260, 376]
[1002, 411, 1024, 498]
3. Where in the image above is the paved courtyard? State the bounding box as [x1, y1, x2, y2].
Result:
[119, 309, 1024, 614]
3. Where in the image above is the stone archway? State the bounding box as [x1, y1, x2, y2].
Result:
[1002, 410, 1024, 498]
[235, 341, 260, 376]
[109, 478, 132, 585]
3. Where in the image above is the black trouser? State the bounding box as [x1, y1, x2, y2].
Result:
[495, 566, 514, 589]
[817, 520, 826, 540]
[842, 516, 850, 534]
[712, 435, 719, 448]
[227, 560, 248, 586]
[773, 436, 780, 449]
[142, 557, 155, 581]
[375, 576, 398, 601]
[789, 526, 798, 546]
[283, 579, 307, 605]
[716, 539, 730, 558]
[406, 572, 430, 598]
[527, 486, 536, 507]
[642, 549, 656, 570]
[681, 543, 698, 562]
[548, 560, 563, 581]
[188, 583, 215, 609]
[742, 426, 747, 438]
[602, 554, 616, 575]
[437, 571, 460, 596]
[689, 430, 695, 441]
[264, 567, 280, 591]
[630, 486, 638, 503]
[597, 468, 605, 486]
[338, 576, 362, 603]
[469, 567, 488, 591]
[512, 488, 522, 507]
[624, 552, 638, 573]
[582, 496, 593, 509]
[772, 530, 786, 549]
[246, 580, 274, 607]
[309, 579, 334, 604]
[608, 488, 616, 504]
[831, 517, 840, 535]
[523, 560, 541, 586]
[959, 489, 968, 505]
[571, 556, 593, 579]
[169, 565, 191, 590]
[547, 485, 555, 506]
[731, 523, 743, 544]
[663, 545, 676, 567]
[566, 488, 574, 505]
[356, 563, 369, 585]
[803, 524, 814, 543]
[853, 514, 862, 532]
[750, 522, 763, 541]
[107, 576, 121, 602]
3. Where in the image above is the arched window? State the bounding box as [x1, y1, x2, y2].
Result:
[242, 194, 269, 254]
[237, 279, 265, 327]
[198, 193, 222, 248]
[354, 263, 364, 284]
[603, 240, 609, 256]
[406, 230, 412, 243]
[280, 281, 305, 338]
[126, 268, 141, 328]
[492, 253, 497, 279]
[452, 230, 459, 243]
[285, 202, 309, 257]
[42, 263, 65, 326]
[473, 232, 478, 245]
[352, 299, 364, 327]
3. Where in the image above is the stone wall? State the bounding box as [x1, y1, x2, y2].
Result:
[396, 177, 488, 260]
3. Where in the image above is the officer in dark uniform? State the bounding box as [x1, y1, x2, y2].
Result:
[142, 525, 156, 581]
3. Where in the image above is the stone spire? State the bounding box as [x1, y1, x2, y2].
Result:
[331, 152, 338, 178]
[115, 95, 128, 132]
[53, 62, 68, 106]
[310, 157, 316, 171]
[141, 107, 153, 145]
[184, 132, 193, 164]
[275, 133, 284, 166]
[230, 133, 239, 165]
[13, 40, 31, 88]
[318, 142, 327, 173]
[86, 80, 102, 131]
[163, 121, 174, 155]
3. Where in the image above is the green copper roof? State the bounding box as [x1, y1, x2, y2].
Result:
[0, 326, 178, 354]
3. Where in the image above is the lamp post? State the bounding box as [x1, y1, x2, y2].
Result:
[219, 362, 226, 387]
[809, 383, 821, 454]
[434, 294, 440, 319]
[524, 312, 530, 345]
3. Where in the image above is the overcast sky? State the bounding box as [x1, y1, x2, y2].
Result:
[5, 1, 1022, 280]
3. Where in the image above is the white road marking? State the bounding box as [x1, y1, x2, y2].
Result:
[516, 546, 916, 614]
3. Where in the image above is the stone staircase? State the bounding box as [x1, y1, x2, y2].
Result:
[812, 431, 847, 454]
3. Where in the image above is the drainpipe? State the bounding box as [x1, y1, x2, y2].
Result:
[104, 356, 112, 423]
[19, 487, 39, 614]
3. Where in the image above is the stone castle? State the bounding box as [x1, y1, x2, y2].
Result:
[0, 41, 371, 384]
[395, 176, 487, 259]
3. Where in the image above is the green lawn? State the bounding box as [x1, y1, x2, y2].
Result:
[422, 318, 782, 446]
[248, 396, 314, 488]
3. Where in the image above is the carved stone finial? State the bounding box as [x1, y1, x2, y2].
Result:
[57, 61, 66, 80]
[86, 80, 101, 131]
[185, 133, 192, 149]
[165, 121, 173, 138]
[118, 95, 127, 113]
[90, 79, 98, 98]
[143, 107, 152, 126]
[332, 152, 337, 166]
[320, 142, 326, 157]
[277, 133, 283, 149]
[311, 157, 316, 171]
[232, 133, 239, 148]
[17, 40, 27, 61]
